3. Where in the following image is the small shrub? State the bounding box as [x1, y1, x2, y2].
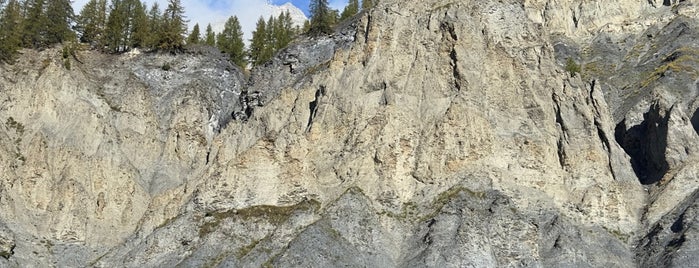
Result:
[41, 58, 51, 70]
[566, 58, 581, 77]
[162, 62, 172, 71]
[62, 44, 74, 70]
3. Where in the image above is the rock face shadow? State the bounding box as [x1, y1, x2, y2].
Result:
[691, 108, 699, 134]
[614, 103, 670, 185]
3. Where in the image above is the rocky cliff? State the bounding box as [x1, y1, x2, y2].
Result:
[0, 0, 698, 267]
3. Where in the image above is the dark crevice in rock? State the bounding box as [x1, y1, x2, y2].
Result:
[306, 86, 326, 132]
[449, 48, 462, 91]
[364, 14, 372, 44]
[571, 4, 581, 29]
[440, 21, 458, 41]
[691, 108, 699, 134]
[379, 82, 388, 105]
[670, 212, 684, 233]
[422, 219, 435, 245]
[552, 94, 567, 169]
[588, 80, 617, 179]
[235, 91, 264, 121]
[595, 120, 617, 179]
[555, 133, 567, 169]
[614, 103, 670, 185]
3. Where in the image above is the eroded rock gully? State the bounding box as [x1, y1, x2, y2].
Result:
[1, 0, 698, 267]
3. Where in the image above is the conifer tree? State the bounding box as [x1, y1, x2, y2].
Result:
[77, 0, 107, 45]
[340, 0, 359, 21]
[105, 0, 127, 52]
[329, 9, 340, 26]
[144, 2, 162, 48]
[204, 23, 215, 46]
[361, 0, 375, 9]
[44, 0, 74, 44]
[309, 0, 332, 35]
[0, 0, 23, 62]
[160, 0, 186, 51]
[22, 0, 48, 48]
[130, 1, 148, 48]
[103, 0, 151, 52]
[302, 20, 310, 33]
[265, 15, 276, 51]
[274, 11, 295, 51]
[187, 23, 200, 45]
[248, 12, 298, 67]
[248, 17, 266, 66]
[217, 16, 245, 68]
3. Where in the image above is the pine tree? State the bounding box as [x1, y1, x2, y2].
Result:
[144, 2, 161, 48]
[217, 16, 245, 68]
[0, 0, 23, 62]
[76, 0, 107, 45]
[248, 12, 297, 67]
[204, 23, 215, 46]
[105, 0, 127, 52]
[187, 23, 200, 45]
[302, 20, 310, 33]
[130, 1, 148, 48]
[262, 15, 276, 60]
[22, 0, 48, 48]
[265, 16, 277, 51]
[340, 0, 359, 21]
[248, 17, 266, 66]
[160, 0, 186, 51]
[329, 9, 340, 27]
[361, 0, 375, 9]
[309, 0, 332, 35]
[274, 11, 295, 50]
[44, 0, 74, 45]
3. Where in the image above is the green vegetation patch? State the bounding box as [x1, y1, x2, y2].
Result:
[565, 58, 581, 77]
[198, 199, 320, 238]
[641, 48, 699, 88]
[603, 226, 631, 243]
[379, 186, 488, 222]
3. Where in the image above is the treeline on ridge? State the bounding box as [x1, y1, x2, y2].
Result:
[0, 0, 376, 68]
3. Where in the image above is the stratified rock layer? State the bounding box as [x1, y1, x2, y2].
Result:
[0, 0, 698, 267]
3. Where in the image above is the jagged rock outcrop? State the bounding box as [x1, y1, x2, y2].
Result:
[0, 0, 698, 267]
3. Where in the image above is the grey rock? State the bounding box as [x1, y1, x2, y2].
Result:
[1, 0, 699, 267]
[0, 221, 14, 260]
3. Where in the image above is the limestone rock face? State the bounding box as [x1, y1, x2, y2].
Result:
[0, 48, 244, 266]
[0, 0, 698, 267]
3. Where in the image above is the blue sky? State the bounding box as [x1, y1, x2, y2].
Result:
[271, 0, 350, 16]
[190, 0, 348, 17]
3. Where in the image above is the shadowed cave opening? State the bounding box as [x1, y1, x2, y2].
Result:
[614, 103, 670, 185]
